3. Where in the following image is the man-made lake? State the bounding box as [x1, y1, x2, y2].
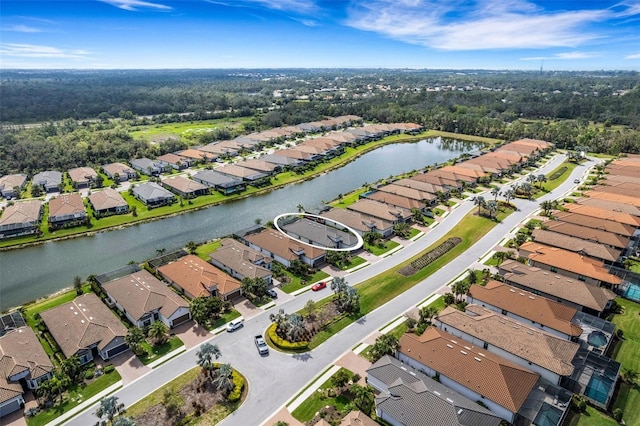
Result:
[0, 138, 478, 310]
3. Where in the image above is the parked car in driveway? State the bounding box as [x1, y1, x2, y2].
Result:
[311, 281, 327, 291]
[266, 288, 278, 298]
[226, 318, 244, 332]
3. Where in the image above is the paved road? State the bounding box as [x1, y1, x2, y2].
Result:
[66, 154, 594, 426]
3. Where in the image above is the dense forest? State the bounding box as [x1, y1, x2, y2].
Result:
[1, 69, 639, 175]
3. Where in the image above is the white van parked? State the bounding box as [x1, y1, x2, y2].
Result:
[226, 318, 244, 332]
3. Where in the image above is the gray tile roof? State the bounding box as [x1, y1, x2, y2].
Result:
[368, 355, 502, 426]
[132, 182, 175, 202]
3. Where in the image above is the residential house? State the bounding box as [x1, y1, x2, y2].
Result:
[88, 188, 129, 217]
[0, 326, 54, 417]
[365, 191, 430, 213]
[236, 159, 282, 175]
[272, 148, 314, 162]
[0, 200, 42, 239]
[347, 199, 412, 224]
[367, 355, 503, 426]
[156, 153, 191, 170]
[102, 162, 136, 181]
[129, 158, 165, 176]
[48, 193, 86, 229]
[467, 281, 583, 340]
[397, 327, 540, 424]
[338, 411, 378, 426]
[573, 197, 640, 217]
[290, 144, 328, 161]
[543, 221, 630, 250]
[519, 241, 623, 288]
[132, 182, 176, 208]
[584, 190, 640, 208]
[322, 208, 395, 238]
[32, 170, 62, 192]
[280, 217, 360, 250]
[157, 254, 243, 301]
[161, 176, 209, 198]
[177, 149, 217, 163]
[531, 229, 621, 265]
[216, 164, 270, 186]
[192, 170, 245, 195]
[0, 174, 27, 199]
[260, 153, 304, 168]
[242, 228, 326, 268]
[67, 167, 98, 188]
[39, 293, 129, 365]
[427, 169, 477, 185]
[199, 141, 240, 158]
[377, 183, 439, 205]
[499, 259, 617, 315]
[562, 203, 640, 227]
[435, 304, 579, 385]
[102, 270, 191, 329]
[209, 238, 272, 284]
[553, 212, 637, 238]
[406, 174, 462, 191]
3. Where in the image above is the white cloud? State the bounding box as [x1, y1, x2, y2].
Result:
[521, 51, 599, 61]
[244, 0, 317, 12]
[100, 0, 172, 11]
[0, 43, 92, 59]
[626, 52, 640, 59]
[3, 25, 44, 33]
[347, 0, 611, 50]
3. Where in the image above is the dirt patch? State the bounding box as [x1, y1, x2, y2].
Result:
[132, 370, 233, 426]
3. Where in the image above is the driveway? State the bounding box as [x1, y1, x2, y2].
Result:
[232, 297, 262, 320]
[104, 351, 150, 386]
[171, 320, 212, 349]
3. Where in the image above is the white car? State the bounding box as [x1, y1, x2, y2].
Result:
[226, 318, 244, 332]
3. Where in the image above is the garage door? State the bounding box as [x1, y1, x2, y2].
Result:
[106, 343, 129, 359]
[0, 398, 22, 418]
[172, 313, 191, 327]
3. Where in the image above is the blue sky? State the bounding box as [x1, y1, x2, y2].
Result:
[1, 0, 639, 70]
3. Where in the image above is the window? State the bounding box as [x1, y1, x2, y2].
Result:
[578, 274, 586, 282]
[550, 266, 558, 273]
[483, 342, 488, 350]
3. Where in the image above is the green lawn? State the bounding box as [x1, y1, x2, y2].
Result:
[365, 240, 400, 256]
[138, 336, 184, 365]
[195, 239, 222, 261]
[568, 405, 619, 426]
[129, 117, 251, 141]
[280, 270, 330, 294]
[291, 368, 355, 422]
[339, 256, 367, 270]
[208, 310, 242, 331]
[27, 369, 121, 426]
[330, 187, 368, 208]
[610, 298, 640, 372]
[531, 161, 579, 199]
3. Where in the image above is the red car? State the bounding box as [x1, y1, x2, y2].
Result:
[311, 281, 327, 291]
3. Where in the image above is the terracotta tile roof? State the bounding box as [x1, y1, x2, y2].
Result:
[39, 294, 128, 359]
[217, 164, 267, 180]
[399, 327, 540, 413]
[301, 137, 342, 150]
[102, 162, 135, 177]
[440, 165, 486, 178]
[378, 183, 438, 201]
[368, 356, 502, 426]
[519, 241, 622, 285]
[158, 255, 241, 298]
[339, 411, 379, 426]
[553, 211, 636, 237]
[585, 190, 640, 207]
[543, 220, 629, 249]
[244, 228, 325, 261]
[0, 174, 27, 191]
[574, 197, 640, 217]
[235, 159, 280, 173]
[437, 305, 578, 376]
[161, 176, 208, 194]
[486, 150, 524, 163]
[0, 327, 53, 400]
[427, 169, 476, 183]
[102, 270, 188, 320]
[590, 184, 640, 199]
[601, 178, 640, 191]
[0, 200, 42, 228]
[156, 153, 189, 165]
[322, 208, 393, 234]
[88, 188, 128, 211]
[67, 167, 97, 184]
[366, 191, 426, 210]
[273, 149, 313, 160]
[48, 193, 85, 220]
[293, 144, 327, 155]
[606, 164, 640, 178]
[177, 149, 216, 161]
[209, 238, 272, 280]
[562, 203, 640, 227]
[467, 281, 583, 337]
[396, 177, 449, 193]
[531, 229, 621, 263]
[347, 198, 412, 222]
[499, 259, 617, 313]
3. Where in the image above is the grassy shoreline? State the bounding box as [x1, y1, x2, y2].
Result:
[1, 130, 497, 251]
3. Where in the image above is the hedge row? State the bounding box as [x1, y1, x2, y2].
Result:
[267, 323, 309, 351]
[228, 370, 244, 403]
[548, 166, 568, 180]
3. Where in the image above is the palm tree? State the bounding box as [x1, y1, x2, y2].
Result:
[491, 187, 501, 202]
[296, 203, 305, 213]
[451, 280, 470, 303]
[285, 313, 306, 342]
[196, 342, 221, 378]
[474, 195, 486, 216]
[540, 200, 554, 217]
[94, 395, 125, 426]
[213, 363, 234, 392]
[269, 309, 289, 336]
[147, 321, 168, 346]
[350, 384, 375, 415]
[526, 174, 537, 188]
[486, 200, 498, 219]
[520, 182, 533, 200]
[125, 327, 146, 357]
[536, 174, 547, 189]
[503, 189, 515, 206]
[60, 355, 82, 382]
[419, 306, 438, 325]
[190, 296, 211, 326]
[185, 241, 198, 254]
[155, 248, 166, 257]
[492, 251, 509, 267]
